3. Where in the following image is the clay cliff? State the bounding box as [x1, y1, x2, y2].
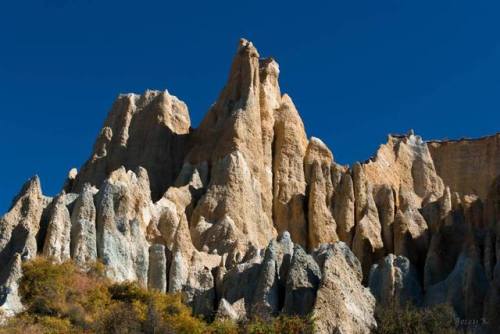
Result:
[1, 39, 500, 333]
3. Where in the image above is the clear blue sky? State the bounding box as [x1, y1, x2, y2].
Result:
[1, 0, 500, 212]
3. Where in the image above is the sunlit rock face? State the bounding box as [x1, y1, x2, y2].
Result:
[1, 39, 500, 332]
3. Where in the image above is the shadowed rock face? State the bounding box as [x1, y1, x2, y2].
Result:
[71, 90, 191, 201]
[2, 39, 500, 332]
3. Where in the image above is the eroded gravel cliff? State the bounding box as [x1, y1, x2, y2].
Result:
[1, 39, 500, 333]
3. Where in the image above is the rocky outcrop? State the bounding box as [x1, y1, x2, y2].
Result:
[282, 245, 321, 316]
[424, 248, 489, 320]
[148, 244, 167, 292]
[71, 89, 191, 201]
[369, 254, 422, 307]
[187, 39, 277, 258]
[0, 176, 47, 267]
[70, 183, 98, 266]
[362, 133, 444, 207]
[272, 95, 308, 246]
[312, 242, 377, 334]
[95, 167, 151, 285]
[352, 183, 384, 282]
[393, 189, 430, 270]
[252, 233, 294, 317]
[374, 185, 395, 254]
[215, 298, 243, 321]
[219, 261, 261, 317]
[3, 39, 500, 331]
[305, 138, 339, 250]
[428, 134, 500, 201]
[333, 172, 355, 247]
[42, 192, 71, 262]
[424, 187, 466, 288]
[0, 253, 23, 319]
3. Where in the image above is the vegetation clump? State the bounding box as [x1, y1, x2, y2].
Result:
[0, 258, 313, 334]
[374, 303, 459, 334]
[1, 258, 465, 333]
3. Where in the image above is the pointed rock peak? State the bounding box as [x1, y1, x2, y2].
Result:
[305, 137, 334, 163]
[238, 38, 260, 58]
[280, 93, 294, 107]
[8, 175, 42, 211]
[210, 38, 261, 111]
[23, 175, 42, 195]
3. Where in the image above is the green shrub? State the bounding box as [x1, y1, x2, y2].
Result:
[19, 258, 76, 316]
[0, 314, 76, 334]
[240, 315, 313, 334]
[375, 303, 458, 334]
[206, 320, 239, 334]
[5, 258, 313, 334]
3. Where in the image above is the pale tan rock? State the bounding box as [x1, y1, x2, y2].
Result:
[215, 298, 241, 321]
[352, 186, 384, 282]
[70, 183, 98, 266]
[6, 39, 500, 326]
[375, 185, 395, 254]
[333, 172, 355, 247]
[184, 263, 216, 317]
[312, 242, 377, 334]
[0, 176, 46, 267]
[393, 189, 430, 271]
[308, 161, 338, 250]
[190, 151, 275, 258]
[154, 163, 205, 255]
[428, 133, 500, 201]
[187, 39, 276, 256]
[304, 137, 334, 187]
[216, 298, 247, 321]
[259, 58, 282, 225]
[353, 162, 368, 224]
[361, 133, 444, 208]
[272, 94, 308, 246]
[95, 167, 152, 285]
[151, 162, 221, 296]
[72, 89, 191, 200]
[42, 192, 71, 262]
[168, 250, 187, 293]
[305, 138, 338, 250]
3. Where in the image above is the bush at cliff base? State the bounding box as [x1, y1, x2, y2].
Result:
[0, 258, 314, 334]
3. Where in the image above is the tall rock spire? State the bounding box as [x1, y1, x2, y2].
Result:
[187, 39, 276, 259]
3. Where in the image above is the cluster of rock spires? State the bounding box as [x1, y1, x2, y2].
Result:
[1, 39, 500, 333]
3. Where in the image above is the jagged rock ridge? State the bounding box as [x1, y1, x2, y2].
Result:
[1, 39, 500, 333]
